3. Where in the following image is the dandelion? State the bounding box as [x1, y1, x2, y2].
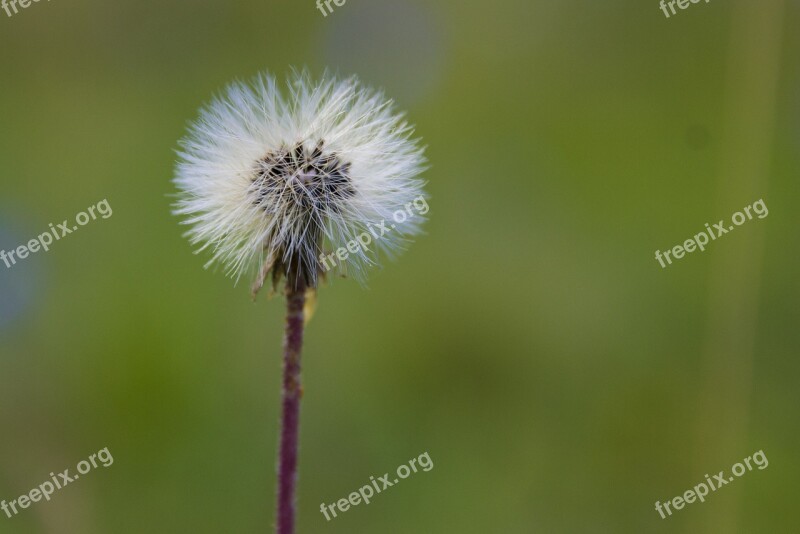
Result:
[172, 70, 427, 534]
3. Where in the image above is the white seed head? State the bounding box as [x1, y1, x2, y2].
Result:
[173, 70, 428, 290]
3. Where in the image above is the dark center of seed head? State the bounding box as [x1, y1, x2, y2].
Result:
[252, 140, 354, 212]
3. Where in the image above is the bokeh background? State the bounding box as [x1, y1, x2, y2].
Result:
[1, 0, 798, 532]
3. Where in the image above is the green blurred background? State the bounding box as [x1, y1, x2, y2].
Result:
[1, 0, 798, 532]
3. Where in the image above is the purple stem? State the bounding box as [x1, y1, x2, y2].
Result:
[276, 279, 306, 534]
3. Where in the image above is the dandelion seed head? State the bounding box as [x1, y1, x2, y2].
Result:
[173, 70, 428, 290]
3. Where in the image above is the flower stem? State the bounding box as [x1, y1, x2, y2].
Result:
[276, 278, 306, 534]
